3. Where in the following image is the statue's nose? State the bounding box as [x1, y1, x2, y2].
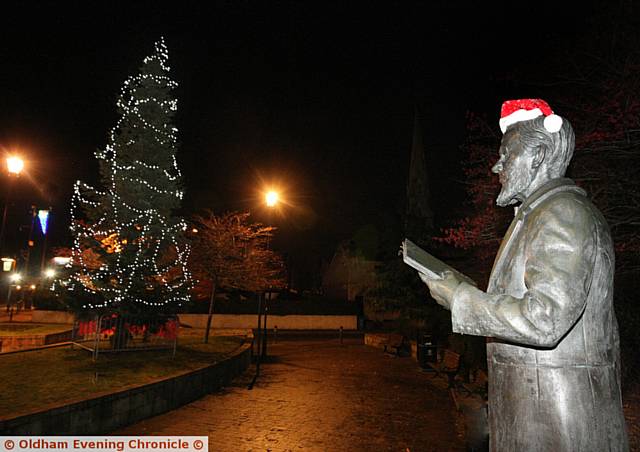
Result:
[492, 162, 502, 174]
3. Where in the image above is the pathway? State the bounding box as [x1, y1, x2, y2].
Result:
[117, 338, 464, 451]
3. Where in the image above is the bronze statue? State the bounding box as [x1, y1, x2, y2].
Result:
[420, 99, 629, 451]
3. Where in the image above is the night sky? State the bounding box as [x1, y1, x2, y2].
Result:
[0, 1, 611, 287]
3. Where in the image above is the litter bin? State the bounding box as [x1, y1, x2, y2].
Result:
[417, 334, 438, 369]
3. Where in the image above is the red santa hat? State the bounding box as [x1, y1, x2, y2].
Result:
[499, 99, 563, 134]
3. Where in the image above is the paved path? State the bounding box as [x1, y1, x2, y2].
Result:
[117, 338, 464, 451]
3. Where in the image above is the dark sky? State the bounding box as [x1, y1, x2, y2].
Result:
[0, 1, 608, 286]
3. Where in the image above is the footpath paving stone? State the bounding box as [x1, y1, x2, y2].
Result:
[117, 338, 464, 451]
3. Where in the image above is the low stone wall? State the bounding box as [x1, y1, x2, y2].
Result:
[0, 336, 253, 435]
[0, 330, 72, 352]
[30, 311, 358, 330]
[179, 313, 357, 330]
[30, 311, 358, 331]
[31, 311, 75, 324]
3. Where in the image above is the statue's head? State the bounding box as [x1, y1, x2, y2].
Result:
[492, 99, 575, 207]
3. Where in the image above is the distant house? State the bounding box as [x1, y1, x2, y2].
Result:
[321, 242, 378, 301]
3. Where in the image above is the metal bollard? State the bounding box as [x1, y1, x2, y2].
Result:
[339, 326, 343, 345]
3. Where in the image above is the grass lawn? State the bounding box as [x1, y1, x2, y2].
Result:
[0, 328, 246, 419]
[0, 323, 70, 336]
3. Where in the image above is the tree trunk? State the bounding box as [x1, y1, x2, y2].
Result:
[254, 292, 263, 374]
[262, 290, 269, 357]
[110, 317, 130, 350]
[204, 281, 216, 344]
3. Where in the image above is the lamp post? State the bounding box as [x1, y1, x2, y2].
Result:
[6, 272, 21, 321]
[248, 189, 281, 390]
[0, 156, 24, 256]
[261, 190, 280, 358]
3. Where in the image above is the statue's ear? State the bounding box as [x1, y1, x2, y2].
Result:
[531, 145, 546, 169]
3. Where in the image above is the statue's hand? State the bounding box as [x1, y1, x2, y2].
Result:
[419, 271, 461, 311]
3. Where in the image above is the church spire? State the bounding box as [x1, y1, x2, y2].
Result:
[405, 106, 433, 237]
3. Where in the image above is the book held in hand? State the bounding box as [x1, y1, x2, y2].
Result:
[401, 238, 476, 286]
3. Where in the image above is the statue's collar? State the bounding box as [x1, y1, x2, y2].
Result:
[517, 178, 586, 217]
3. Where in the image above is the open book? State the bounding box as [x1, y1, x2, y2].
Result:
[401, 239, 476, 286]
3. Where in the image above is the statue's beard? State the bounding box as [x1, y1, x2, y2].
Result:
[496, 177, 527, 207]
[495, 168, 535, 207]
[496, 186, 518, 207]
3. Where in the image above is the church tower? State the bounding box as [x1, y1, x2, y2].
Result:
[405, 107, 434, 239]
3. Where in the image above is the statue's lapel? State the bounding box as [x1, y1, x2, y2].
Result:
[487, 178, 584, 294]
[488, 208, 523, 293]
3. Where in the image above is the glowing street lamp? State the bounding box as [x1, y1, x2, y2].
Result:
[259, 188, 284, 362]
[1, 257, 15, 272]
[6, 156, 24, 175]
[265, 190, 279, 207]
[44, 268, 56, 278]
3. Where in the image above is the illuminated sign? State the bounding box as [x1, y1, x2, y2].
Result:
[38, 210, 50, 235]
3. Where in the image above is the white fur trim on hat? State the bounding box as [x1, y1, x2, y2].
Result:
[543, 114, 563, 133]
[499, 108, 543, 133]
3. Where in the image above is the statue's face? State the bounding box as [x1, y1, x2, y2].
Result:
[492, 127, 537, 207]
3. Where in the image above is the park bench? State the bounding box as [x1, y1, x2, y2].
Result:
[382, 333, 406, 356]
[428, 349, 461, 389]
[428, 349, 462, 410]
[461, 369, 488, 400]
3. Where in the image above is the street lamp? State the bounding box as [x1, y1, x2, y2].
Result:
[6, 156, 24, 175]
[261, 189, 282, 358]
[0, 155, 25, 255]
[265, 190, 279, 207]
[6, 272, 21, 319]
[1, 257, 15, 272]
[249, 187, 282, 389]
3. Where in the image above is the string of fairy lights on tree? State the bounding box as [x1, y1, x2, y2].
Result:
[61, 38, 193, 310]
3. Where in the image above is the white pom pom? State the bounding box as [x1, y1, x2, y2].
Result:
[543, 114, 563, 133]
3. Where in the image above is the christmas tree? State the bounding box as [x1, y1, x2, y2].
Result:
[64, 38, 192, 316]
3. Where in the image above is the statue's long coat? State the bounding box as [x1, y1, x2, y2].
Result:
[452, 178, 628, 452]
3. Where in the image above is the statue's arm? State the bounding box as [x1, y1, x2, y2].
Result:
[450, 197, 597, 347]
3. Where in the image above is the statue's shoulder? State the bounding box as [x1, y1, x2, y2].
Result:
[546, 181, 604, 219]
[521, 178, 608, 239]
[530, 183, 612, 251]
[530, 184, 597, 230]
[541, 188, 591, 211]
[525, 179, 588, 213]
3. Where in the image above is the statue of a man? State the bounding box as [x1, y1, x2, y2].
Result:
[421, 99, 629, 451]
